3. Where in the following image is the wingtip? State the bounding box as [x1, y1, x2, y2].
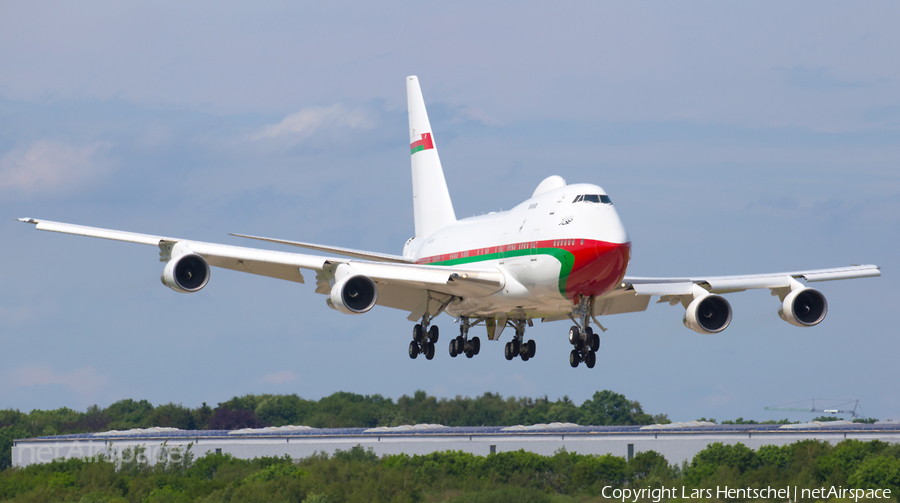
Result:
[17, 217, 38, 224]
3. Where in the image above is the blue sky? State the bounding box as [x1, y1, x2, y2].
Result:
[1, 1, 897, 423]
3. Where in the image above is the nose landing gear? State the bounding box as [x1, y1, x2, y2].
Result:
[568, 296, 602, 369]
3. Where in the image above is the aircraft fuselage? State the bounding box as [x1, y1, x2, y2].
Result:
[405, 183, 631, 319]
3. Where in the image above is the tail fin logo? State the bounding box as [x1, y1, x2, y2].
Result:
[410, 133, 434, 155]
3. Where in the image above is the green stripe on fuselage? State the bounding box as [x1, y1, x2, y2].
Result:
[410, 145, 425, 154]
[423, 248, 575, 298]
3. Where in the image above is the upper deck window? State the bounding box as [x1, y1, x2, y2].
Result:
[573, 194, 612, 204]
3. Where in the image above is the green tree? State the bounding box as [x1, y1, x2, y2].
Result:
[578, 391, 653, 425]
[105, 399, 154, 429]
[849, 456, 900, 494]
[684, 442, 758, 485]
[151, 403, 195, 430]
[254, 394, 311, 426]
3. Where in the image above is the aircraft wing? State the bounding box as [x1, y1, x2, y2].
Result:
[624, 265, 881, 296]
[229, 233, 413, 264]
[16, 218, 505, 308]
[584, 264, 881, 319]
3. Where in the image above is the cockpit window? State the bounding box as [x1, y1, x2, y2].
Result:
[573, 194, 612, 204]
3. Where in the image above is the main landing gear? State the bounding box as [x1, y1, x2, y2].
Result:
[449, 317, 481, 358]
[409, 294, 454, 360]
[568, 325, 599, 368]
[504, 320, 536, 361]
[568, 296, 601, 369]
[409, 313, 440, 361]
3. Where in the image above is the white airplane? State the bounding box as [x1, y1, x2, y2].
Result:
[18, 76, 880, 369]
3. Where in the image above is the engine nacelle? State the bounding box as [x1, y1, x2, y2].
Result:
[684, 294, 732, 334]
[161, 253, 210, 293]
[779, 287, 827, 327]
[327, 268, 378, 315]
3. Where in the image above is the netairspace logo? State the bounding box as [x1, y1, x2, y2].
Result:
[601, 485, 893, 503]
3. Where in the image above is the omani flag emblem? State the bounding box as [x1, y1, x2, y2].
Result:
[410, 133, 434, 155]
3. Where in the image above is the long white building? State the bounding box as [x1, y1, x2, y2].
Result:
[13, 421, 900, 468]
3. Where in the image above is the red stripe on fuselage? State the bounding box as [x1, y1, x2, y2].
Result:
[415, 239, 631, 301]
[564, 239, 631, 302]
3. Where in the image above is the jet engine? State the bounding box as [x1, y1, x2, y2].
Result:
[779, 287, 827, 327]
[161, 253, 210, 293]
[683, 294, 732, 334]
[327, 267, 378, 314]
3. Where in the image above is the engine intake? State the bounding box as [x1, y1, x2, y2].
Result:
[328, 272, 378, 314]
[161, 253, 210, 293]
[684, 294, 732, 334]
[780, 287, 827, 327]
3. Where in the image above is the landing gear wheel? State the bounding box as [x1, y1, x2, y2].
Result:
[568, 326, 580, 345]
[425, 341, 435, 360]
[525, 340, 536, 359]
[449, 339, 458, 357]
[465, 345, 474, 358]
[409, 341, 419, 359]
[590, 333, 600, 352]
[428, 325, 439, 343]
[413, 324, 424, 343]
[504, 342, 514, 361]
[455, 336, 465, 352]
[472, 337, 481, 355]
[569, 349, 580, 368]
[585, 351, 596, 369]
[511, 339, 520, 357]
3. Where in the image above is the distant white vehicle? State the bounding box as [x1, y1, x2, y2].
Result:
[19, 76, 880, 368]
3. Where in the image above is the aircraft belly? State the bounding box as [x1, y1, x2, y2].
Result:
[445, 254, 571, 318]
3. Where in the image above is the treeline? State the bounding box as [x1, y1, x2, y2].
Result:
[1, 390, 665, 470]
[1, 439, 898, 502]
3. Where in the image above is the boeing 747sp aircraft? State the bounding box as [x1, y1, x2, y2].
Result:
[18, 76, 880, 369]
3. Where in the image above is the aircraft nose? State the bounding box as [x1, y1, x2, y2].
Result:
[592, 213, 629, 257]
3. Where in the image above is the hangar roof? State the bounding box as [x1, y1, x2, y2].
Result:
[19, 421, 900, 442]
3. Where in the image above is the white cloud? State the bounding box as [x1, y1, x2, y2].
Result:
[0, 140, 111, 194]
[0, 364, 110, 397]
[253, 104, 374, 141]
[261, 370, 298, 385]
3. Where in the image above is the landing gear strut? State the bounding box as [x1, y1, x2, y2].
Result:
[409, 294, 454, 361]
[449, 317, 481, 359]
[504, 319, 536, 361]
[409, 323, 439, 360]
[568, 296, 600, 368]
[409, 323, 437, 360]
[409, 318, 440, 360]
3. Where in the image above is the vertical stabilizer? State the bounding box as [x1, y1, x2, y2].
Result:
[407, 76, 456, 238]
